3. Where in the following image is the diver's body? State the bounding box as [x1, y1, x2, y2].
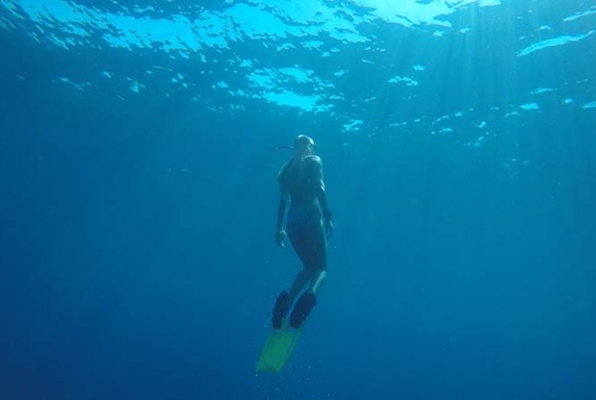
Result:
[272, 135, 334, 329]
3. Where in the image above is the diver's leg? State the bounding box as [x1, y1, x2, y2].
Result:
[288, 217, 327, 272]
[285, 214, 319, 304]
[290, 241, 327, 329]
[310, 270, 327, 296]
[289, 287, 317, 329]
[286, 211, 327, 329]
[288, 269, 310, 305]
[272, 265, 313, 330]
[272, 290, 290, 330]
[289, 269, 326, 329]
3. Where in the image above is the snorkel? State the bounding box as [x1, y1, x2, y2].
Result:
[272, 145, 295, 153]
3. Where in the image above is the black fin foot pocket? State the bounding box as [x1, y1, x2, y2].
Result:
[272, 290, 290, 330]
[289, 289, 316, 329]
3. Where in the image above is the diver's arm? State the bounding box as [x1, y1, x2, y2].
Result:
[317, 179, 334, 238]
[309, 156, 332, 218]
[275, 196, 289, 247]
[276, 196, 288, 232]
[276, 170, 290, 246]
[317, 184, 331, 220]
[309, 156, 334, 238]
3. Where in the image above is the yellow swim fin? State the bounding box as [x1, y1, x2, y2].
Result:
[256, 324, 303, 373]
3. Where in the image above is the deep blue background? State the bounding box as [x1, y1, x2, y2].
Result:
[1, 3, 596, 400]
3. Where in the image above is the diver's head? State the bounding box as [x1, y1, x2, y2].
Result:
[293, 134, 315, 157]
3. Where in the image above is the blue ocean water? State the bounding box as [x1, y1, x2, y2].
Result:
[0, 1, 595, 399]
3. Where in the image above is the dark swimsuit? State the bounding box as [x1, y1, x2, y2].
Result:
[272, 156, 326, 329]
[280, 157, 327, 272]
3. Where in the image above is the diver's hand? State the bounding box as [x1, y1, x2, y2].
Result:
[275, 230, 286, 247]
[324, 218, 334, 239]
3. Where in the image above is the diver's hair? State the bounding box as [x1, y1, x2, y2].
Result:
[294, 134, 314, 148]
